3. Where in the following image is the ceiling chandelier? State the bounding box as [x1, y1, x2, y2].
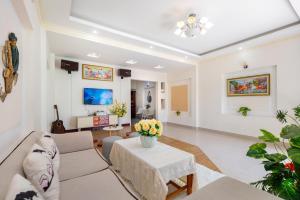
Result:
[174, 13, 214, 38]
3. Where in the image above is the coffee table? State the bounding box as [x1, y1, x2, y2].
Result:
[103, 126, 124, 137]
[110, 137, 198, 200]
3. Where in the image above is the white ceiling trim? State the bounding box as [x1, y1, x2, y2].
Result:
[289, 0, 300, 18]
[69, 16, 201, 58]
[11, 0, 35, 29]
[43, 22, 198, 65]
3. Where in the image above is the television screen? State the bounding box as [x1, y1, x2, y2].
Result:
[83, 88, 113, 105]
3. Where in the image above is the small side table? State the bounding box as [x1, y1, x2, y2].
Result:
[103, 126, 124, 137]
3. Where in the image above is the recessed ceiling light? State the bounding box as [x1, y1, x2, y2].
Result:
[238, 47, 243, 51]
[149, 45, 154, 49]
[154, 65, 164, 69]
[125, 59, 138, 65]
[92, 30, 98, 34]
[87, 53, 100, 58]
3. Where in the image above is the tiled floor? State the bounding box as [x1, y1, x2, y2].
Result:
[163, 123, 267, 184]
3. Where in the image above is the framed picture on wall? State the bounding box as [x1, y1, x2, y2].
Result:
[227, 74, 270, 96]
[82, 64, 113, 81]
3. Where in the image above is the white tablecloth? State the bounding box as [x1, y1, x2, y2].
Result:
[110, 137, 199, 200]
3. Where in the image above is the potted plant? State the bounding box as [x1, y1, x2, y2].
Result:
[246, 105, 300, 200]
[176, 111, 181, 116]
[238, 106, 251, 116]
[134, 119, 163, 148]
[110, 101, 127, 127]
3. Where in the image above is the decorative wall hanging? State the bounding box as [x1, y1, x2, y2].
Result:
[171, 85, 188, 112]
[227, 74, 270, 97]
[82, 64, 113, 81]
[0, 33, 19, 102]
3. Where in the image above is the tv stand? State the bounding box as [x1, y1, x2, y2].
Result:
[77, 115, 110, 130]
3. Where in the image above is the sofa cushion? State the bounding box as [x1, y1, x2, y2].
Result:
[0, 131, 43, 200]
[59, 149, 109, 181]
[38, 135, 60, 171]
[23, 144, 60, 200]
[5, 174, 45, 200]
[60, 169, 137, 200]
[183, 177, 282, 200]
[52, 131, 93, 154]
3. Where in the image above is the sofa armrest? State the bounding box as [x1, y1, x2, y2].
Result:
[52, 131, 94, 154]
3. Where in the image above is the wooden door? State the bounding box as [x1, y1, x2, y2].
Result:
[131, 91, 136, 118]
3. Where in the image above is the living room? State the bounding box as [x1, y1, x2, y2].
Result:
[1, 0, 300, 200]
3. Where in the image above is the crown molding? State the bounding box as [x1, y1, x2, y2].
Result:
[43, 22, 199, 65]
[69, 16, 201, 58]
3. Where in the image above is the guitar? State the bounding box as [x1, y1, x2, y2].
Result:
[51, 105, 65, 134]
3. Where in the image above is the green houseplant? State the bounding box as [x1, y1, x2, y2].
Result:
[238, 106, 251, 116]
[246, 105, 300, 200]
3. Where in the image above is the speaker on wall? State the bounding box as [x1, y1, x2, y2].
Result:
[61, 59, 79, 74]
[118, 69, 131, 79]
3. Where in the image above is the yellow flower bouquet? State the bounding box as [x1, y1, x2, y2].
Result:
[134, 119, 163, 148]
[110, 101, 127, 117]
[134, 119, 163, 137]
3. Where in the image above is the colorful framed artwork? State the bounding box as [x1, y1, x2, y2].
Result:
[227, 74, 270, 96]
[82, 64, 113, 81]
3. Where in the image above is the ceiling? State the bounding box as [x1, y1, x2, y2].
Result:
[39, 0, 300, 71]
[70, 0, 299, 55]
[47, 31, 194, 72]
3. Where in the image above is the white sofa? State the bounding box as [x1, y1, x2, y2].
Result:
[0, 131, 283, 200]
[0, 131, 137, 200]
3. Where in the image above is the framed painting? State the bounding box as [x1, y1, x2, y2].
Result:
[82, 64, 113, 81]
[227, 74, 270, 96]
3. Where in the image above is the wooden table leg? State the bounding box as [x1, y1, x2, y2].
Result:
[186, 174, 193, 195]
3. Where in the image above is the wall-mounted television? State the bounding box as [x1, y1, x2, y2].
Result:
[83, 88, 113, 105]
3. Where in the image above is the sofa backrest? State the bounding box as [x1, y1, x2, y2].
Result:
[0, 131, 43, 200]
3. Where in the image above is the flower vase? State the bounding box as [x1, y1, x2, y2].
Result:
[117, 117, 122, 127]
[140, 135, 157, 148]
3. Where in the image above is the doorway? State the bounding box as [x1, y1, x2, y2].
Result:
[131, 80, 157, 124]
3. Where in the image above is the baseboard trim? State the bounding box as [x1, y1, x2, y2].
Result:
[165, 122, 198, 129]
[166, 122, 258, 140]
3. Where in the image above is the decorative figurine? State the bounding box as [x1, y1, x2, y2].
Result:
[0, 32, 19, 102]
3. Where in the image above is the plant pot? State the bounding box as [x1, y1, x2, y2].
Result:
[140, 135, 157, 148]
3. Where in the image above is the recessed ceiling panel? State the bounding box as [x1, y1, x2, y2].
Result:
[71, 0, 299, 54]
[47, 31, 194, 72]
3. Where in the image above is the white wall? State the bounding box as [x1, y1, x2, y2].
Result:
[0, 0, 47, 161]
[197, 35, 300, 137]
[47, 58, 167, 130]
[167, 66, 198, 127]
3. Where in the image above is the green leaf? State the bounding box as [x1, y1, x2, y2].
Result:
[280, 125, 300, 139]
[265, 153, 287, 162]
[290, 137, 300, 149]
[258, 129, 280, 143]
[276, 110, 288, 124]
[263, 160, 285, 171]
[247, 143, 267, 159]
[293, 105, 300, 120]
[288, 148, 300, 165]
[278, 178, 298, 200]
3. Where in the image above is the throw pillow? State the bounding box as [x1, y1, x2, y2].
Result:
[5, 174, 45, 200]
[23, 144, 59, 200]
[38, 135, 60, 171]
